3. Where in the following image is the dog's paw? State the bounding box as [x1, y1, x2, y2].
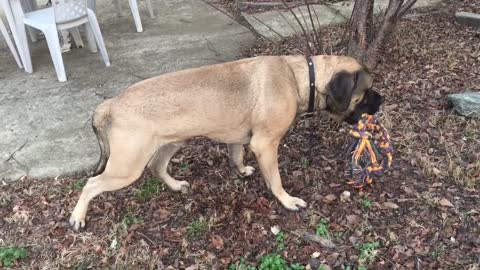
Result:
[69, 214, 86, 231]
[280, 196, 307, 211]
[169, 180, 190, 192]
[241, 166, 255, 176]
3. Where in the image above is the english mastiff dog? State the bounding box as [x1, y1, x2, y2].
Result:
[69, 55, 383, 230]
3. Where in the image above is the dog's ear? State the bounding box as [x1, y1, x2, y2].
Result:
[326, 71, 356, 113]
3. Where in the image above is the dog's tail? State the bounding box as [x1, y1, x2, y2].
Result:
[91, 101, 112, 177]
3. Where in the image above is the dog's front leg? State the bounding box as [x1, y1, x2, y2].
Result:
[227, 144, 255, 177]
[250, 136, 307, 211]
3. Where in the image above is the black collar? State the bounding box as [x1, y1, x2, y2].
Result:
[307, 57, 315, 113]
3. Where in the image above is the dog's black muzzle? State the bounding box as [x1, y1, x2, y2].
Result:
[345, 89, 384, 125]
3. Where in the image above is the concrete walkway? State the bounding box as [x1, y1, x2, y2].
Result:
[0, 0, 255, 181]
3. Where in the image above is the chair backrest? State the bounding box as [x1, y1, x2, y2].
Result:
[52, 0, 88, 24]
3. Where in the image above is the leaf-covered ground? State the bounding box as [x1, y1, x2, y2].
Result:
[1, 1, 479, 269]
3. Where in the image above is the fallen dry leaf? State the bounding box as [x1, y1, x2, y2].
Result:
[438, 198, 454, 207]
[346, 215, 359, 225]
[383, 202, 400, 209]
[210, 235, 224, 250]
[324, 194, 337, 202]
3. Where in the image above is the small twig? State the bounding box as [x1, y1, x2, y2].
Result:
[289, 230, 337, 249]
[378, 254, 398, 269]
[94, 91, 113, 100]
[297, 4, 310, 33]
[305, 0, 322, 54]
[179, 18, 192, 23]
[132, 73, 148, 80]
[136, 231, 156, 246]
[251, 15, 286, 39]
[204, 37, 222, 56]
[311, 3, 325, 46]
[5, 141, 28, 162]
[200, 0, 278, 45]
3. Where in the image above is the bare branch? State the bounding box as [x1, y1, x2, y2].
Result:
[305, 0, 322, 54]
[280, 0, 312, 56]
[366, 0, 403, 69]
[398, 0, 417, 18]
[200, 0, 278, 45]
[276, 9, 300, 36]
[251, 15, 286, 39]
[320, 0, 349, 21]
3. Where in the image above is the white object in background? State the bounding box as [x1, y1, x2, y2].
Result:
[13, 0, 110, 82]
[90, 0, 154, 33]
[0, 16, 23, 68]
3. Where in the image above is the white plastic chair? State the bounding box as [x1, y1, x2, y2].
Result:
[18, 0, 110, 82]
[0, 16, 23, 68]
[90, 0, 154, 33]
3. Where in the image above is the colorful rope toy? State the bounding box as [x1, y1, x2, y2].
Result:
[344, 113, 393, 188]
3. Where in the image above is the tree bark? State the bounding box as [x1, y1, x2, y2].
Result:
[348, 0, 418, 70]
[348, 0, 374, 62]
[364, 0, 403, 69]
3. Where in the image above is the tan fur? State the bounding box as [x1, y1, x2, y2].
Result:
[69, 55, 372, 230]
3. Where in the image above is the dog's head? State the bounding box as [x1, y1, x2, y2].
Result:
[322, 57, 384, 125]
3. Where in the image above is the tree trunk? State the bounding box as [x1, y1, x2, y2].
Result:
[348, 0, 374, 62]
[348, 0, 417, 70]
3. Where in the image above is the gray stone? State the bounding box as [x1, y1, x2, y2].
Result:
[455, 12, 480, 27]
[448, 92, 480, 118]
[242, 0, 442, 41]
[0, 0, 255, 182]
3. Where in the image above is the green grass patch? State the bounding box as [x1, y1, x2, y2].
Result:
[431, 243, 445, 259]
[72, 179, 86, 190]
[275, 231, 285, 251]
[187, 219, 207, 237]
[361, 198, 372, 209]
[300, 157, 309, 169]
[315, 218, 330, 238]
[121, 214, 144, 230]
[179, 161, 190, 175]
[135, 177, 161, 201]
[229, 254, 305, 270]
[357, 241, 380, 269]
[0, 246, 28, 267]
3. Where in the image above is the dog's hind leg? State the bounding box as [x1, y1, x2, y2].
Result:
[249, 134, 307, 211]
[69, 132, 157, 231]
[147, 142, 190, 191]
[227, 144, 255, 177]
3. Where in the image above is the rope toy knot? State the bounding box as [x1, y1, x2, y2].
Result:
[345, 113, 393, 188]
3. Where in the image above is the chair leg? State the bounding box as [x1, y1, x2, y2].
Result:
[87, 0, 97, 14]
[113, 0, 121, 17]
[86, 10, 110, 67]
[146, 0, 155, 18]
[85, 23, 98, 53]
[0, 18, 22, 68]
[70, 27, 84, 48]
[128, 0, 143, 32]
[22, 0, 39, 42]
[43, 26, 67, 82]
[10, 0, 32, 73]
